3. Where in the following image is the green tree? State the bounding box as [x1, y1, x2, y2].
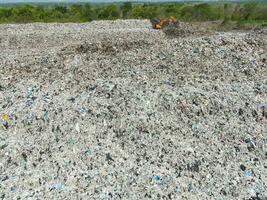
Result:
[242, 3, 257, 20]
[82, 3, 93, 21]
[98, 5, 119, 20]
[121, 2, 132, 18]
[11, 5, 37, 22]
[132, 6, 147, 19]
[55, 5, 67, 14]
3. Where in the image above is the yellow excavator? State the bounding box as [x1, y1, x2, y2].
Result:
[150, 16, 177, 29]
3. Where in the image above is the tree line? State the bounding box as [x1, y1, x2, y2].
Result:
[0, 2, 266, 25]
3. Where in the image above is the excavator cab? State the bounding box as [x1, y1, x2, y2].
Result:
[150, 16, 177, 29]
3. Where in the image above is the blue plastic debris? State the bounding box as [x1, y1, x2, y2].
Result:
[43, 111, 49, 122]
[191, 124, 199, 130]
[188, 183, 193, 192]
[68, 138, 76, 145]
[245, 171, 252, 177]
[53, 182, 64, 191]
[244, 170, 255, 188]
[78, 108, 86, 113]
[26, 87, 38, 107]
[152, 175, 161, 181]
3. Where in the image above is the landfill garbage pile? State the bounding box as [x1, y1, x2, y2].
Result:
[150, 17, 211, 37]
[0, 20, 266, 200]
[162, 21, 196, 38]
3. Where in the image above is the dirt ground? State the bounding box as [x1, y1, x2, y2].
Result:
[0, 20, 266, 200]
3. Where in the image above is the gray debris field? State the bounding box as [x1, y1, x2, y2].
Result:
[0, 20, 266, 199]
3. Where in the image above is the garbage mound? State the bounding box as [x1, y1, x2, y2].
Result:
[162, 21, 196, 37]
[150, 17, 208, 37]
[66, 38, 152, 55]
[0, 20, 266, 200]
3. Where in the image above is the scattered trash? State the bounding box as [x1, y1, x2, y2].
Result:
[245, 171, 254, 185]
[243, 170, 264, 199]
[53, 182, 64, 191]
[105, 153, 114, 162]
[240, 164, 246, 171]
[67, 97, 75, 103]
[26, 86, 38, 107]
[245, 137, 256, 151]
[188, 183, 193, 192]
[187, 160, 201, 172]
[245, 173, 257, 198]
[43, 94, 51, 103]
[42, 80, 50, 91]
[78, 108, 86, 113]
[22, 114, 32, 127]
[85, 149, 92, 155]
[75, 122, 80, 133]
[10, 186, 16, 192]
[68, 138, 76, 145]
[43, 111, 49, 122]
[0, 144, 8, 150]
[0, 20, 266, 200]
[191, 124, 200, 130]
[1, 114, 10, 129]
[151, 175, 161, 181]
[1, 114, 10, 122]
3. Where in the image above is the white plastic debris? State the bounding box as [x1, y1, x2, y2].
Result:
[75, 123, 80, 133]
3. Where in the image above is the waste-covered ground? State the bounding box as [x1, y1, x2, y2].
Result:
[0, 20, 266, 200]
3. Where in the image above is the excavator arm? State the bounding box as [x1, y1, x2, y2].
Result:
[151, 16, 177, 29]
